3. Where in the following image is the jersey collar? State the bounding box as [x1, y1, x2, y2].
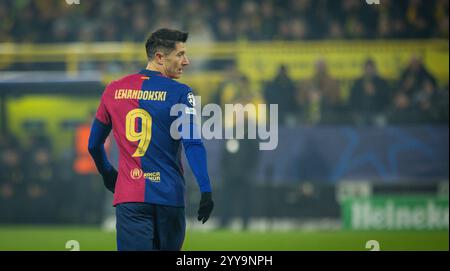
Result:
[139, 69, 164, 77]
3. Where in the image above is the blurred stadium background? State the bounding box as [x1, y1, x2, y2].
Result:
[0, 0, 448, 250]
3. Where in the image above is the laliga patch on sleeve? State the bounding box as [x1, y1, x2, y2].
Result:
[185, 107, 197, 115]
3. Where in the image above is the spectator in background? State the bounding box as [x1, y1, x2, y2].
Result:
[387, 92, 421, 124]
[297, 0, 329, 39]
[259, 0, 277, 40]
[0, 147, 24, 189]
[232, 75, 266, 130]
[234, 75, 264, 107]
[414, 80, 436, 122]
[286, 0, 313, 39]
[413, 79, 447, 124]
[0, 136, 25, 223]
[74, 113, 110, 224]
[312, 60, 343, 122]
[405, 0, 434, 38]
[435, 14, 449, 39]
[185, 17, 215, 72]
[24, 143, 56, 223]
[215, 17, 237, 41]
[391, 17, 409, 39]
[297, 59, 344, 124]
[0, 4, 12, 42]
[375, 0, 409, 39]
[433, 0, 449, 38]
[237, 0, 263, 41]
[213, 63, 243, 107]
[437, 82, 449, 123]
[376, 0, 408, 37]
[397, 56, 437, 99]
[213, 1, 233, 22]
[130, 12, 150, 42]
[328, 20, 345, 39]
[219, 133, 259, 231]
[211, 1, 237, 41]
[296, 85, 323, 125]
[274, 19, 292, 40]
[340, 0, 368, 39]
[263, 65, 298, 126]
[290, 19, 309, 40]
[52, 19, 72, 43]
[346, 18, 366, 39]
[219, 95, 260, 230]
[219, 73, 262, 229]
[349, 59, 390, 126]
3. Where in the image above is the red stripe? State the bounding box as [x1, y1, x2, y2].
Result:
[104, 74, 147, 205]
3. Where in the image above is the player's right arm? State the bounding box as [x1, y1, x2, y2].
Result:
[88, 89, 117, 193]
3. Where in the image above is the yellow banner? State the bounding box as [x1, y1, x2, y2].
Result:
[237, 40, 449, 85]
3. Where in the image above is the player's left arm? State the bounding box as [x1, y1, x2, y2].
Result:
[178, 88, 214, 223]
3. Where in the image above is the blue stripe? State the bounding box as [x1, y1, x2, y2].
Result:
[139, 76, 186, 207]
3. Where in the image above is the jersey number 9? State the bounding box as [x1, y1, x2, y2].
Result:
[126, 109, 152, 157]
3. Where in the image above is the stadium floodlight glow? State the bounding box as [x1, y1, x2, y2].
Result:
[170, 96, 279, 151]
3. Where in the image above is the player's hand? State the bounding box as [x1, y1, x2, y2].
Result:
[102, 167, 118, 193]
[197, 192, 214, 224]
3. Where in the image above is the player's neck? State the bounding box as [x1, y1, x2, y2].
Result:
[146, 62, 166, 76]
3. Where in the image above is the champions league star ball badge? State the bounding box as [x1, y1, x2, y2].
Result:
[187, 92, 195, 106]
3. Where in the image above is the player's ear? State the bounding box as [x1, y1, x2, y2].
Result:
[154, 51, 165, 65]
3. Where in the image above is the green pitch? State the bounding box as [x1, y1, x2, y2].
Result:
[0, 225, 447, 251]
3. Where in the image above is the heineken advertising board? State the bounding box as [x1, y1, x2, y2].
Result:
[342, 196, 449, 230]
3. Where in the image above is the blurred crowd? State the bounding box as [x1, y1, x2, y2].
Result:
[0, 0, 448, 43]
[214, 56, 449, 126]
[0, 133, 105, 224]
